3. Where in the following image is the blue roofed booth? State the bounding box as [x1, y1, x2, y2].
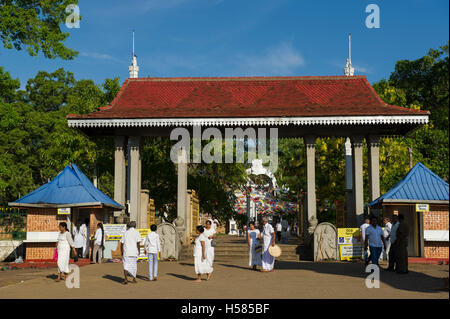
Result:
[369, 163, 449, 259]
[8, 164, 123, 260]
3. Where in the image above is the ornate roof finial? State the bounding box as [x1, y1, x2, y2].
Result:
[344, 33, 354, 76]
[128, 30, 140, 78]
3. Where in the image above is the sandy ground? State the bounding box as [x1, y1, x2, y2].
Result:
[0, 258, 448, 299]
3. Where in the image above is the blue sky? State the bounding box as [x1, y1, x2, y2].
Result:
[0, 0, 448, 88]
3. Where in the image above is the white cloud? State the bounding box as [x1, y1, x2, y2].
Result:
[233, 42, 305, 76]
[79, 52, 126, 64]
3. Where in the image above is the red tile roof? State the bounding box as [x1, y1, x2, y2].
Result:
[67, 76, 429, 119]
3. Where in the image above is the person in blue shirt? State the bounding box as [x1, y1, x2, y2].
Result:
[364, 216, 387, 267]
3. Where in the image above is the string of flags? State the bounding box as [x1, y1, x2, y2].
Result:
[234, 186, 298, 215]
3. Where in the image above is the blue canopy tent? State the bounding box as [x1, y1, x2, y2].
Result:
[368, 163, 449, 258]
[9, 163, 122, 210]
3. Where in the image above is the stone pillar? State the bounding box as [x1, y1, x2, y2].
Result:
[177, 148, 188, 241]
[344, 138, 354, 227]
[140, 189, 150, 229]
[114, 136, 126, 217]
[129, 136, 141, 224]
[367, 135, 380, 202]
[304, 136, 317, 234]
[351, 136, 364, 227]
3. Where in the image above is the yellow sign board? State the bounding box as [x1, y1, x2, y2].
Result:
[57, 208, 71, 215]
[104, 224, 126, 241]
[416, 204, 429, 212]
[337, 228, 362, 261]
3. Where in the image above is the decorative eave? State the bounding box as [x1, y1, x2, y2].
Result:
[68, 115, 429, 128]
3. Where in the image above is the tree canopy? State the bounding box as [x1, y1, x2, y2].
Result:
[0, 0, 78, 59]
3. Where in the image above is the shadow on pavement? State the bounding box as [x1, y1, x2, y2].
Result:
[46, 274, 58, 280]
[167, 273, 196, 281]
[218, 263, 250, 270]
[103, 274, 125, 284]
[274, 260, 446, 294]
[179, 262, 194, 267]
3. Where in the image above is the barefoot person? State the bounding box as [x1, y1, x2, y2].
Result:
[203, 220, 216, 268]
[120, 221, 141, 285]
[144, 224, 161, 281]
[193, 225, 213, 282]
[56, 222, 77, 282]
[259, 217, 276, 272]
[247, 222, 262, 270]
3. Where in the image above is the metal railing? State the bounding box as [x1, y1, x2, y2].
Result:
[0, 207, 27, 240]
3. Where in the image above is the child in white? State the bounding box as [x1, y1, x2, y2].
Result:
[144, 224, 161, 281]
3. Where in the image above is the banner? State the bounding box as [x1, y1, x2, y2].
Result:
[137, 228, 151, 261]
[104, 224, 126, 241]
[337, 228, 362, 261]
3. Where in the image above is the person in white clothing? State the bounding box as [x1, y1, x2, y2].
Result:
[275, 220, 282, 242]
[92, 223, 104, 264]
[360, 217, 371, 264]
[193, 225, 213, 282]
[203, 220, 216, 268]
[259, 217, 276, 272]
[73, 222, 84, 262]
[144, 224, 161, 281]
[80, 219, 89, 259]
[382, 217, 392, 260]
[56, 222, 77, 282]
[247, 221, 262, 270]
[120, 221, 141, 285]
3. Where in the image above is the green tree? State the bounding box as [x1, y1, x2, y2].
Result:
[0, 0, 79, 59]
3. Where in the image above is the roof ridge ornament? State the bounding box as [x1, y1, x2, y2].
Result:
[128, 30, 140, 78]
[344, 33, 355, 76]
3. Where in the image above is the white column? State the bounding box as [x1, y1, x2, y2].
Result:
[344, 138, 354, 227]
[114, 136, 126, 217]
[129, 136, 141, 223]
[304, 135, 317, 234]
[351, 136, 364, 227]
[177, 148, 188, 241]
[367, 135, 381, 202]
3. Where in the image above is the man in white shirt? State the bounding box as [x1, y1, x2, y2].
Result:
[209, 215, 220, 233]
[144, 224, 161, 281]
[276, 220, 282, 242]
[120, 221, 141, 284]
[364, 216, 387, 267]
[382, 217, 392, 261]
[360, 217, 371, 264]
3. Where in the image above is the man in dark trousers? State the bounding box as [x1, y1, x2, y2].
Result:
[386, 214, 399, 271]
[395, 214, 409, 274]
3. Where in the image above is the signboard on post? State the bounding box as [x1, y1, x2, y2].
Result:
[137, 228, 151, 261]
[57, 208, 71, 215]
[416, 204, 429, 212]
[337, 228, 362, 261]
[104, 224, 126, 241]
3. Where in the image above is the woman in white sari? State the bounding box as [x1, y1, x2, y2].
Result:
[247, 222, 262, 270]
[259, 217, 276, 272]
[203, 220, 216, 268]
[56, 222, 77, 282]
[194, 225, 213, 282]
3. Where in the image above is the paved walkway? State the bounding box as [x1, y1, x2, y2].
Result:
[0, 258, 447, 299]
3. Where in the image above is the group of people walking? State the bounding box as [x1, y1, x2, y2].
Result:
[247, 217, 277, 272]
[119, 217, 220, 284]
[361, 212, 409, 274]
[55, 220, 105, 282]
